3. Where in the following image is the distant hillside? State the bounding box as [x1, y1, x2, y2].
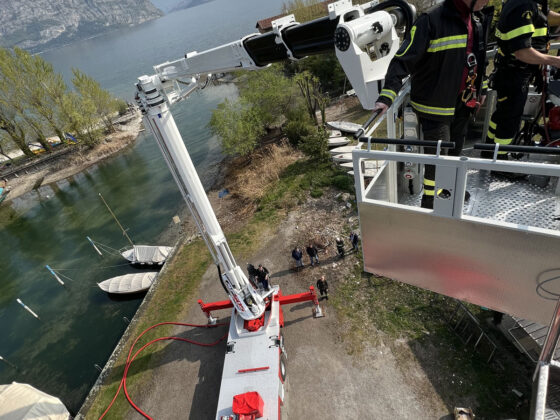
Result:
[0, 0, 163, 52]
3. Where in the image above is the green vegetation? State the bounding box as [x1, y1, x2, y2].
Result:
[0, 47, 125, 159]
[333, 266, 533, 419]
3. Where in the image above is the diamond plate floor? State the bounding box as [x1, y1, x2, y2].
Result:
[399, 170, 560, 231]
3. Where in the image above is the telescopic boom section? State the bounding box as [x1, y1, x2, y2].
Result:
[136, 76, 266, 321]
[135, 0, 415, 320]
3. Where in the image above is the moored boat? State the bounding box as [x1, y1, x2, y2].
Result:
[327, 121, 362, 134]
[97, 271, 158, 294]
[328, 137, 350, 148]
[332, 153, 352, 163]
[120, 245, 173, 265]
[329, 144, 363, 155]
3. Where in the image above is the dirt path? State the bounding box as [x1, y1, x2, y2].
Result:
[2, 109, 143, 202]
[122, 190, 448, 419]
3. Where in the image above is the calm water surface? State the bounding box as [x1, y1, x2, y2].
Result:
[0, 0, 285, 412]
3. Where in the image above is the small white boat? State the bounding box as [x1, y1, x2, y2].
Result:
[328, 137, 350, 148]
[347, 167, 381, 178]
[0, 382, 70, 420]
[327, 121, 362, 134]
[339, 160, 384, 171]
[98, 271, 158, 294]
[121, 245, 173, 265]
[329, 144, 363, 155]
[329, 129, 342, 137]
[332, 153, 352, 163]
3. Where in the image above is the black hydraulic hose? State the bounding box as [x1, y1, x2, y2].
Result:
[358, 137, 456, 149]
[216, 264, 229, 295]
[354, 109, 382, 139]
[474, 143, 560, 155]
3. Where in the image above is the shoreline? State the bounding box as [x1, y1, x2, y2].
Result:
[3, 109, 144, 203]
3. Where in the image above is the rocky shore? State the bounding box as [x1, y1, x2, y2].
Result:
[3, 109, 144, 203]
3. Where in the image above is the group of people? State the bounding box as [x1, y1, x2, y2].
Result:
[292, 232, 360, 267]
[291, 243, 320, 269]
[249, 232, 360, 302]
[374, 0, 560, 208]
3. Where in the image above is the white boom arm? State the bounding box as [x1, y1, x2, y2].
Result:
[135, 0, 414, 320]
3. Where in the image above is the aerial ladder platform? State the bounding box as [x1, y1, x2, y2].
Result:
[134, 0, 560, 416]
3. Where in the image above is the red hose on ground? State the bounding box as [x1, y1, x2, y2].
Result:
[98, 321, 228, 420]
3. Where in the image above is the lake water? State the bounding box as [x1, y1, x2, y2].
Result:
[0, 0, 285, 413]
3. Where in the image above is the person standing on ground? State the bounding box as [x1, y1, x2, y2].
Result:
[372, 0, 493, 209]
[257, 264, 270, 291]
[350, 232, 359, 252]
[484, 0, 560, 171]
[317, 275, 329, 300]
[291, 246, 304, 269]
[335, 237, 345, 258]
[306, 243, 319, 266]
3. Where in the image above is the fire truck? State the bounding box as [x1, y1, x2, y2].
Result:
[135, 0, 560, 418]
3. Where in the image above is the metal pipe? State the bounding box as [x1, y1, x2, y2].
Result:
[538, 297, 560, 365]
[359, 137, 455, 149]
[474, 144, 560, 155]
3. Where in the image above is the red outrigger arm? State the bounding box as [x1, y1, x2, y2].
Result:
[198, 286, 320, 321]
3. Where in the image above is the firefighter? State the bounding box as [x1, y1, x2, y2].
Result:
[373, 0, 493, 208]
[484, 0, 560, 171]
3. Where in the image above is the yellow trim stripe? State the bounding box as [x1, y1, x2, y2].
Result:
[496, 24, 535, 40]
[427, 34, 467, 52]
[379, 89, 396, 101]
[482, 80, 489, 89]
[423, 179, 435, 186]
[487, 131, 495, 140]
[424, 190, 435, 196]
[411, 100, 455, 116]
[396, 26, 416, 57]
[489, 120, 496, 129]
[533, 27, 547, 37]
[495, 137, 513, 145]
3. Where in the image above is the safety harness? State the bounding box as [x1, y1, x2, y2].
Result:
[461, 9, 485, 108]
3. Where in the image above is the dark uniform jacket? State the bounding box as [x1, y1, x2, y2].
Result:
[495, 0, 548, 70]
[377, 0, 493, 121]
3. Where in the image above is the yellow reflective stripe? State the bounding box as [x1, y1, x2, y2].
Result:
[496, 24, 535, 40]
[489, 120, 496, 129]
[487, 131, 495, 140]
[427, 34, 467, 52]
[482, 80, 489, 89]
[423, 178, 435, 186]
[396, 26, 416, 57]
[379, 89, 396, 101]
[498, 96, 508, 102]
[424, 189, 435, 196]
[533, 27, 547, 37]
[495, 137, 513, 145]
[410, 100, 455, 116]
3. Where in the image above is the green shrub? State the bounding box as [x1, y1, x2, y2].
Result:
[310, 189, 323, 198]
[299, 127, 329, 161]
[332, 174, 352, 191]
